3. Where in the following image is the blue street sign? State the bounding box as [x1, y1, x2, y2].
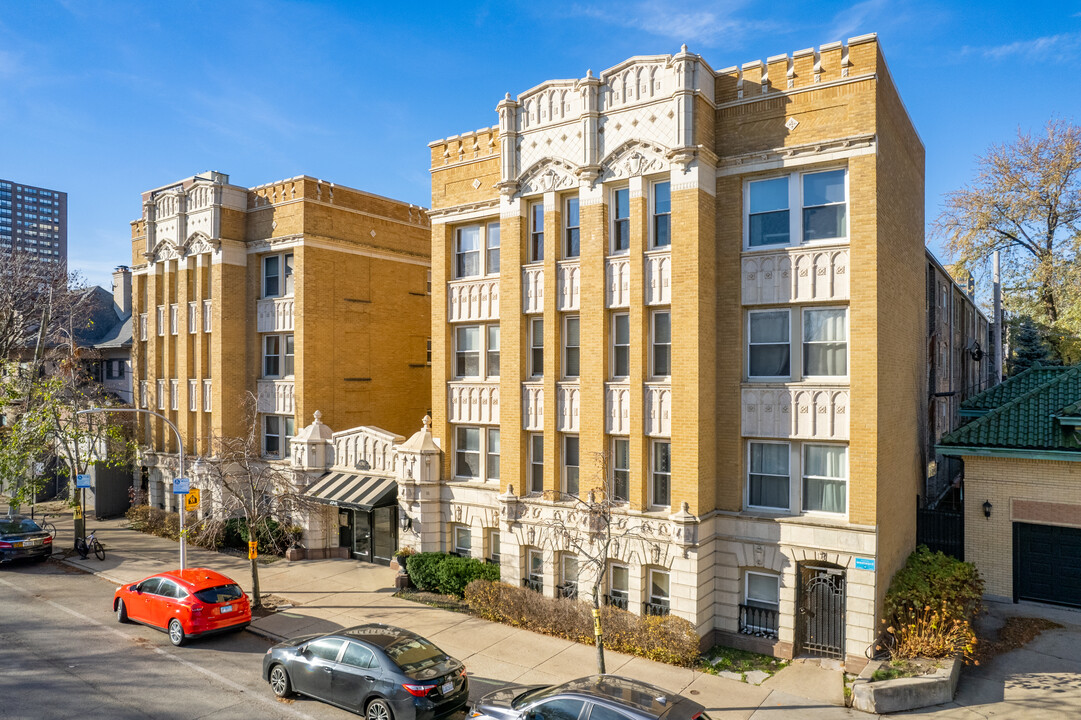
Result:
[854, 557, 876, 571]
[172, 477, 191, 495]
[75, 474, 92, 489]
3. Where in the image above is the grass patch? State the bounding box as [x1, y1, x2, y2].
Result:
[395, 589, 472, 613]
[700, 645, 787, 681]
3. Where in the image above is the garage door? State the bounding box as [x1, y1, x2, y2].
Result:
[1015, 523, 1081, 607]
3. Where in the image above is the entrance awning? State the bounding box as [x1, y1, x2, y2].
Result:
[306, 472, 397, 511]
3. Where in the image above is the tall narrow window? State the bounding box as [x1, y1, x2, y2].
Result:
[486, 325, 500, 378]
[612, 437, 630, 501]
[263, 255, 280, 297]
[748, 441, 790, 510]
[426, 338, 432, 366]
[561, 555, 578, 598]
[563, 435, 579, 497]
[530, 203, 544, 262]
[486, 222, 500, 274]
[612, 314, 630, 378]
[652, 441, 671, 507]
[564, 316, 580, 378]
[283, 253, 294, 295]
[564, 197, 580, 258]
[748, 177, 790, 247]
[527, 549, 544, 591]
[802, 169, 847, 242]
[455, 427, 480, 478]
[455, 326, 480, 378]
[612, 188, 630, 252]
[747, 310, 790, 378]
[803, 308, 847, 377]
[648, 570, 671, 614]
[803, 444, 847, 514]
[283, 334, 295, 376]
[608, 565, 629, 609]
[530, 434, 544, 493]
[652, 311, 671, 377]
[263, 335, 281, 377]
[530, 318, 543, 377]
[264, 415, 280, 457]
[489, 530, 501, 563]
[456, 226, 480, 278]
[652, 181, 671, 247]
[203, 380, 212, 412]
[187, 302, 197, 334]
[188, 380, 198, 412]
[157, 306, 164, 336]
[170, 379, 179, 411]
[744, 572, 780, 634]
[486, 428, 500, 481]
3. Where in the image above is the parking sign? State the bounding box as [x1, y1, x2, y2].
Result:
[172, 477, 190, 494]
[75, 474, 92, 489]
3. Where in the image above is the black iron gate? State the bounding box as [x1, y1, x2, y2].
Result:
[916, 495, 964, 560]
[798, 563, 846, 660]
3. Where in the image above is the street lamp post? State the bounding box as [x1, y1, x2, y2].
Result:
[76, 407, 187, 570]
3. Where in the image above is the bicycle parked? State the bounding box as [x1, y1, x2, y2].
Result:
[31, 513, 57, 541]
[76, 530, 105, 561]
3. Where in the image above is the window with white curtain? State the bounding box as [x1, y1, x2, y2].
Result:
[802, 444, 847, 514]
[455, 426, 480, 478]
[803, 308, 848, 377]
[455, 325, 480, 378]
[748, 310, 790, 379]
[456, 225, 480, 278]
[748, 441, 790, 510]
[611, 437, 630, 501]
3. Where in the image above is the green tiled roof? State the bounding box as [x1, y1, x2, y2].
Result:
[958, 365, 1075, 415]
[939, 365, 1081, 455]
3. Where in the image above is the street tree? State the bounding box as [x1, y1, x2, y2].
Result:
[539, 450, 649, 674]
[935, 118, 1081, 362]
[191, 394, 312, 610]
[0, 249, 78, 362]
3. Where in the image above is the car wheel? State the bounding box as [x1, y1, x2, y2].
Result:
[269, 664, 293, 698]
[366, 698, 393, 720]
[168, 619, 186, 646]
[116, 599, 128, 623]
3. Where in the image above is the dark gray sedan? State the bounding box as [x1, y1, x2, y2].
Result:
[0, 515, 53, 564]
[262, 623, 469, 720]
[468, 676, 709, 720]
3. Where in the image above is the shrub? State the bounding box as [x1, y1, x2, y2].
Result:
[405, 552, 499, 596]
[882, 547, 983, 662]
[464, 579, 700, 666]
[884, 546, 984, 624]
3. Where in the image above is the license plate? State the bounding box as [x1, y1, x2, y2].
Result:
[441, 681, 454, 695]
[13, 542, 22, 548]
[220, 604, 233, 614]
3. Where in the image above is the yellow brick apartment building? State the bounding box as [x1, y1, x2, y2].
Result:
[128, 172, 431, 532]
[418, 35, 925, 665]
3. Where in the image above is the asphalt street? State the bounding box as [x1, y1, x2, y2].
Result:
[0, 559, 496, 720]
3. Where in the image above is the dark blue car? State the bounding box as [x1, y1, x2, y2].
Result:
[0, 515, 53, 564]
[263, 623, 468, 720]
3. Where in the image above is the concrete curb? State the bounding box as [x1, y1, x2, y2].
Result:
[851, 656, 962, 714]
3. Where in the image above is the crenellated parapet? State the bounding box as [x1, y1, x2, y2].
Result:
[428, 126, 500, 168]
[715, 33, 879, 104]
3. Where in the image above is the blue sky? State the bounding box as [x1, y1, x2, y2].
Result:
[1, 0, 1079, 289]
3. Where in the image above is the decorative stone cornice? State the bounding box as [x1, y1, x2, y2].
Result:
[427, 198, 501, 222]
[716, 133, 876, 176]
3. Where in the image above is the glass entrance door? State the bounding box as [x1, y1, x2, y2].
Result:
[352, 509, 372, 562]
[372, 506, 398, 564]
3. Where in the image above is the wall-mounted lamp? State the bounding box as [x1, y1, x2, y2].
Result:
[398, 514, 412, 531]
[983, 500, 993, 519]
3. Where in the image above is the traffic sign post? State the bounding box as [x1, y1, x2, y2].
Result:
[172, 477, 190, 568]
[75, 474, 92, 544]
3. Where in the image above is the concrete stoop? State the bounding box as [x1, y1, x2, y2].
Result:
[850, 657, 962, 714]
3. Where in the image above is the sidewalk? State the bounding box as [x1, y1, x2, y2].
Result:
[53, 515, 864, 720]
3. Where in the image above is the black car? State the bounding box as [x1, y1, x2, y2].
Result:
[468, 675, 710, 720]
[263, 623, 469, 720]
[0, 515, 53, 564]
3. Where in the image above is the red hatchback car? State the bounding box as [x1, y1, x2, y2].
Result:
[113, 568, 251, 646]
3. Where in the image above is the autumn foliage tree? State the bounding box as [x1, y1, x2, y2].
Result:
[936, 119, 1081, 364]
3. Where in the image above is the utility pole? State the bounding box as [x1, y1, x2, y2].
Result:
[992, 251, 1003, 383]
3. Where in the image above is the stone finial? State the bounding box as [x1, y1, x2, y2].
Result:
[680, 44, 688, 53]
[586, 69, 593, 78]
[313, 410, 322, 423]
[505, 92, 511, 100]
[422, 414, 431, 431]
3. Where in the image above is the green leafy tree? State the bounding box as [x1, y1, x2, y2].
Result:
[936, 119, 1081, 363]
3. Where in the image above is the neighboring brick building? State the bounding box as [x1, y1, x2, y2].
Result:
[938, 365, 1081, 607]
[128, 171, 431, 558]
[407, 34, 948, 667]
